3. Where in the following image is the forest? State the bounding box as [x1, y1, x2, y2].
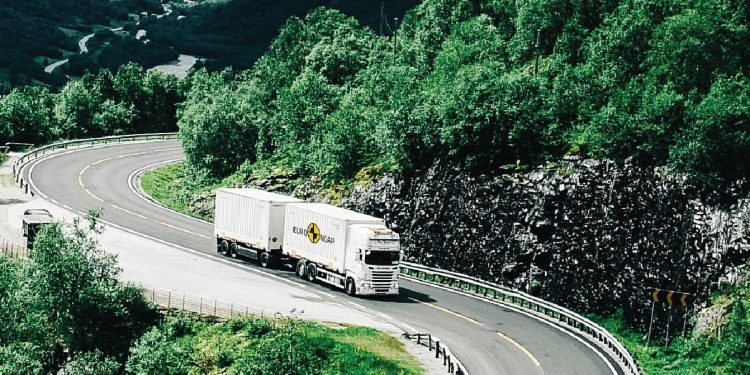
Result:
[141, 0, 420, 72]
[169, 0, 750, 189]
[6, 0, 748, 189]
[0, 64, 184, 146]
[0, 0, 163, 91]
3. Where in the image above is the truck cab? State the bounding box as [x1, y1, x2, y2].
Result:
[345, 225, 401, 296]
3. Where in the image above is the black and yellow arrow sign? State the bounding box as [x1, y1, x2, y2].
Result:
[648, 288, 689, 307]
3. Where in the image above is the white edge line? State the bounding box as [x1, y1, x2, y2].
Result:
[404, 277, 619, 375]
[348, 301, 367, 310]
[126, 159, 213, 225]
[377, 312, 393, 320]
[317, 291, 336, 299]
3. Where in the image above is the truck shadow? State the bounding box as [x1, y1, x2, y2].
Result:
[359, 287, 437, 304]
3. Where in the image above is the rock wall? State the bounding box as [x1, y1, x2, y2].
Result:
[343, 157, 750, 331]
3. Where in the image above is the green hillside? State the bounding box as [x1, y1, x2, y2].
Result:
[141, 0, 420, 71]
[0, 0, 163, 92]
[176, 0, 750, 188]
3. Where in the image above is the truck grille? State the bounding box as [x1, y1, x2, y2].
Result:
[371, 270, 396, 293]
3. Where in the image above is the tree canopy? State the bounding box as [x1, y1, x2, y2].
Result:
[175, 0, 750, 187]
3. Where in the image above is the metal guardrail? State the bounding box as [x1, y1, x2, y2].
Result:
[0, 235, 28, 259]
[12, 133, 178, 184]
[404, 332, 466, 375]
[399, 262, 640, 375]
[136, 284, 279, 320]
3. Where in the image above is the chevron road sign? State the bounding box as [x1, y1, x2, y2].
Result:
[649, 288, 689, 307]
[646, 288, 691, 347]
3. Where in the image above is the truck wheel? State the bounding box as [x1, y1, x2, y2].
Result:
[219, 240, 229, 256]
[306, 264, 317, 283]
[295, 261, 306, 278]
[346, 278, 356, 296]
[230, 243, 238, 258]
[259, 252, 270, 268]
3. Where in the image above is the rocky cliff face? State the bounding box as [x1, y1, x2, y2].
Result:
[343, 157, 750, 331]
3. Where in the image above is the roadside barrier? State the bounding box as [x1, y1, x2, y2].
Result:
[403, 332, 466, 375]
[12, 133, 178, 189]
[0, 235, 27, 259]
[400, 261, 640, 375]
[134, 283, 280, 320]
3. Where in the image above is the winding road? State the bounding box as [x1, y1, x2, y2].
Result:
[24, 140, 620, 375]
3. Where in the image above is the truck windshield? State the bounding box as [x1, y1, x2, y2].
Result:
[365, 251, 400, 266]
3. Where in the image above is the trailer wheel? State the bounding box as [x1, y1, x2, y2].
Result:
[346, 278, 356, 296]
[259, 252, 270, 268]
[230, 243, 238, 258]
[295, 261, 306, 278]
[306, 264, 317, 283]
[219, 240, 229, 256]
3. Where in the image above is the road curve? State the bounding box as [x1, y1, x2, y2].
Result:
[26, 140, 619, 375]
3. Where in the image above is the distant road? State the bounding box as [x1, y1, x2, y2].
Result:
[26, 141, 619, 375]
[44, 59, 69, 73]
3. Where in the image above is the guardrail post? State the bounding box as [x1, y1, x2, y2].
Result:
[436, 341, 440, 358]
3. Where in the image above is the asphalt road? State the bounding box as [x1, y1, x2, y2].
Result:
[26, 140, 619, 375]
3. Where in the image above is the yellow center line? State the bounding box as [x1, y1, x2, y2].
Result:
[77, 152, 211, 240]
[407, 297, 484, 326]
[496, 331, 543, 371]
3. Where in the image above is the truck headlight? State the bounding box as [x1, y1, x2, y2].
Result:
[362, 283, 370, 289]
[393, 283, 399, 289]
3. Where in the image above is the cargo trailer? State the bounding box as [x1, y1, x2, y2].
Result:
[214, 188, 303, 267]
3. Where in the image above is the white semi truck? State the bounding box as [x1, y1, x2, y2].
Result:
[284, 203, 401, 296]
[213, 188, 401, 296]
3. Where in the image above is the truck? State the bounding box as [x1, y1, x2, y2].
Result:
[283, 203, 401, 296]
[22, 208, 54, 249]
[214, 188, 303, 267]
[213, 189, 401, 296]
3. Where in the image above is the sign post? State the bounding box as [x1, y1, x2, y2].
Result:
[646, 288, 690, 347]
[646, 300, 656, 345]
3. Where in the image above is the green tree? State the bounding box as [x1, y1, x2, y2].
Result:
[0, 86, 56, 144]
[179, 70, 258, 181]
[669, 75, 750, 184]
[270, 69, 341, 176]
[53, 78, 103, 139]
[94, 100, 136, 135]
[26, 214, 158, 370]
[61, 350, 121, 375]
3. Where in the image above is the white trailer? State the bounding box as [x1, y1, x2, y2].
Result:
[283, 203, 401, 296]
[214, 188, 303, 267]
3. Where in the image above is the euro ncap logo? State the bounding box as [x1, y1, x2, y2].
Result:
[307, 223, 320, 244]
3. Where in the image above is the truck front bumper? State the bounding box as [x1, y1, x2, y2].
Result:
[357, 282, 399, 296]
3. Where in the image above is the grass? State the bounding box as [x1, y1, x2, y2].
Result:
[132, 314, 424, 374]
[322, 326, 423, 374]
[589, 308, 744, 375]
[140, 162, 198, 218]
